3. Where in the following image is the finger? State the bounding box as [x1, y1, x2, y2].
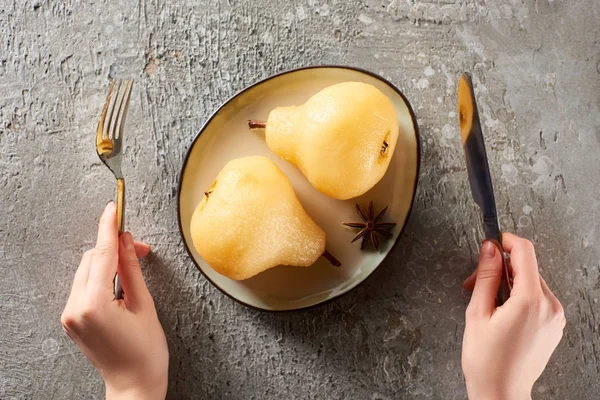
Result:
[463, 269, 477, 291]
[539, 274, 552, 298]
[62, 250, 94, 341]
[539, 275, 561, 308]
[467, 241, 502, 319]
[72, 250, 93, 292]
[118, 232, 152, 310]
[134, 241, 151, 258]
[539, 275, 566, 328]
[88, 202, 119, 296]
[66, 249, 93, 307]
[502, 233, 543, 297]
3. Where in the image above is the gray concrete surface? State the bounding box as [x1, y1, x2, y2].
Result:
[1, 0, 599, 399]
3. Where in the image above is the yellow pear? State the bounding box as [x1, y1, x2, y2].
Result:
[249, 82, 399, 200]
[190, 156, 339, 281]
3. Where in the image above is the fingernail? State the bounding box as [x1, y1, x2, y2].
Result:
[481, 241, 496, 260]
[122, 232, 134, 249]
[105, 201, 116, 211]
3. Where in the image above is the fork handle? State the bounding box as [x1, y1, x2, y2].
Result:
[114, 178, 125, 300]
[117, 178, 125, 233]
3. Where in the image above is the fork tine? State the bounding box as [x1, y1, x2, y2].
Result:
[110, 80, 127, 140]
[115, 80, 133, 140]
[106, 80, 123, 139]
[96, 80, 116, 146]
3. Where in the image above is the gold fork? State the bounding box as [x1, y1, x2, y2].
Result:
[96, 80, 134, 300]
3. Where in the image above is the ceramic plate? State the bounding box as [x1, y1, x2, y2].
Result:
[178, 66, 420, 311]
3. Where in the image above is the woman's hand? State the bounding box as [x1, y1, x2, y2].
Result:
[462, 233, 565, 400]
[61, 202, 169, 400]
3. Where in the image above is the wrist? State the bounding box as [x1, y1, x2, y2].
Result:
[105, 378, 167, 400]
[467, 395, 532, 400]
[466, 382, 532, 400]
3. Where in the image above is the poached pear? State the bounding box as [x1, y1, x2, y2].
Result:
[249, 81, 399, 200]
[190, 156, 339, 281]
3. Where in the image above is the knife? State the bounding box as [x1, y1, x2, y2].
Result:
[458, 72, 513, 305]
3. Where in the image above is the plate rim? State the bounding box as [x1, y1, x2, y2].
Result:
[177, 64, 421, 312]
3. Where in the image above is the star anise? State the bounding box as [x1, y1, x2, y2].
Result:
[343, 201, 396, 251]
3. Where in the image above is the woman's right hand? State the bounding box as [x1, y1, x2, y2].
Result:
[61, 203, 169, 400]
[461, 233, 566, 400]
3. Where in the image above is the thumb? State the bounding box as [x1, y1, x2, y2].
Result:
[118, 232, 153, 310]
[89, 202, 119, 296]
[467, 241, 502, 319]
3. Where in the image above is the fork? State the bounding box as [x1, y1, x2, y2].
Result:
[96, 80, 134, 300]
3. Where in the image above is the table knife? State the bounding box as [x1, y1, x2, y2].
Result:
[458, 72, 513, 305]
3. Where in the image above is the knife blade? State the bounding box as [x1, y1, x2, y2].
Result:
[458, 72, 512, 305]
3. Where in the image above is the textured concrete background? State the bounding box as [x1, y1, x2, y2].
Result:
[1, 0, 599, 399]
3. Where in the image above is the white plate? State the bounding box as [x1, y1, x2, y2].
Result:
[178, 66, 420, 311]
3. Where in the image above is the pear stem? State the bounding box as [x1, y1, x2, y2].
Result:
[323, 249, 341, 267]
[248, 119, 266, 129]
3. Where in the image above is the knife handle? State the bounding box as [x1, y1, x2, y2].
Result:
[489, 240, 513, 306]
[496, 256, 512, 306]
